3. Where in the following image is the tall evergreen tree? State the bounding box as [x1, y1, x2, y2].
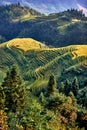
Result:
[72, 77, 79, 96]
[64, 79, 72, 96]
[46, 74, 57, 96]
[2, 71, 14, 112]
[2, 66, 26, 113]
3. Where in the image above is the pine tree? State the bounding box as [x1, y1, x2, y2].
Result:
[17, 2, 20, 6]
[46, 74, 57, 96]
[72, 77, 79, 96]
[64, 79, 72, 96]
[2, 66, 26, 113]
[2, 71, 14, 112]
[11, 66, 26, 114]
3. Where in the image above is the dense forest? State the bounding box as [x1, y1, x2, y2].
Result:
[0, 66, 87, 130]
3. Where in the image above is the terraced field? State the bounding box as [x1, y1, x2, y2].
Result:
[0, 38, 87, 89]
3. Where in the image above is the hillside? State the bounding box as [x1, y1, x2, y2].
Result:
[0, 4, 87, 47]
[0, 3, 87, 130]
[0, 38, 87, 130]
[0, 38, 87, 89]
[0, 3, 42, 21]
[0, 4, 42, 43]
[20, 10, 87, 47]
[2, 38, 48, 51]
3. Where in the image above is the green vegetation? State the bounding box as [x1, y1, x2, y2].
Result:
[0, 38, 87, 129]
[0, 65, 87, 130]
[0, 39, 87, 87]
[0, 4, 87, 129]
[0, 4, 87, 47]
[0, 3, 41, 21]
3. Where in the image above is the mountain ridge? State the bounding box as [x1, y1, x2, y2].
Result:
[0, 3, 42, 22]
[0, 4, 87, 47]
[1, 0, 87, 15]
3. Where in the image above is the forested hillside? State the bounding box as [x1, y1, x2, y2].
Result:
[0, 3, 87, 130]
[0, 38, 87, 130]
[0, 4, 87, 47]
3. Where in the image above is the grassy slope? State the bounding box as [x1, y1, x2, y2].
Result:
[2, 38, 47, 51]
[0, 38, 87, 90]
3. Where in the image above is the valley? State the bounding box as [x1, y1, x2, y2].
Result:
[0, 3, 87, 130]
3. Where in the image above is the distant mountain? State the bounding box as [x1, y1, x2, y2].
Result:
[0, 4, 42, 43]
[0, 0, 87, 16]
[0, 4, 87, 47]
[0, 3, 42, 21]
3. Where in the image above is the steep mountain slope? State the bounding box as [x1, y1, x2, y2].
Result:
[0, 38, 87, 90]
[0, 4, 87, 47]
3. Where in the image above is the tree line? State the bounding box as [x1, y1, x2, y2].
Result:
[0, 66, 87, 130]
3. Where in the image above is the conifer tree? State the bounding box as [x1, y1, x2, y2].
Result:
[72, 77, 79, 96]
[11, 66, 26, 114]
[47, 74, 57, 96]
[2, 66, 26, 113]
[2, 71, 14, 112]
[17, 2, 20, 6]
[64, 79, 72, 96]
